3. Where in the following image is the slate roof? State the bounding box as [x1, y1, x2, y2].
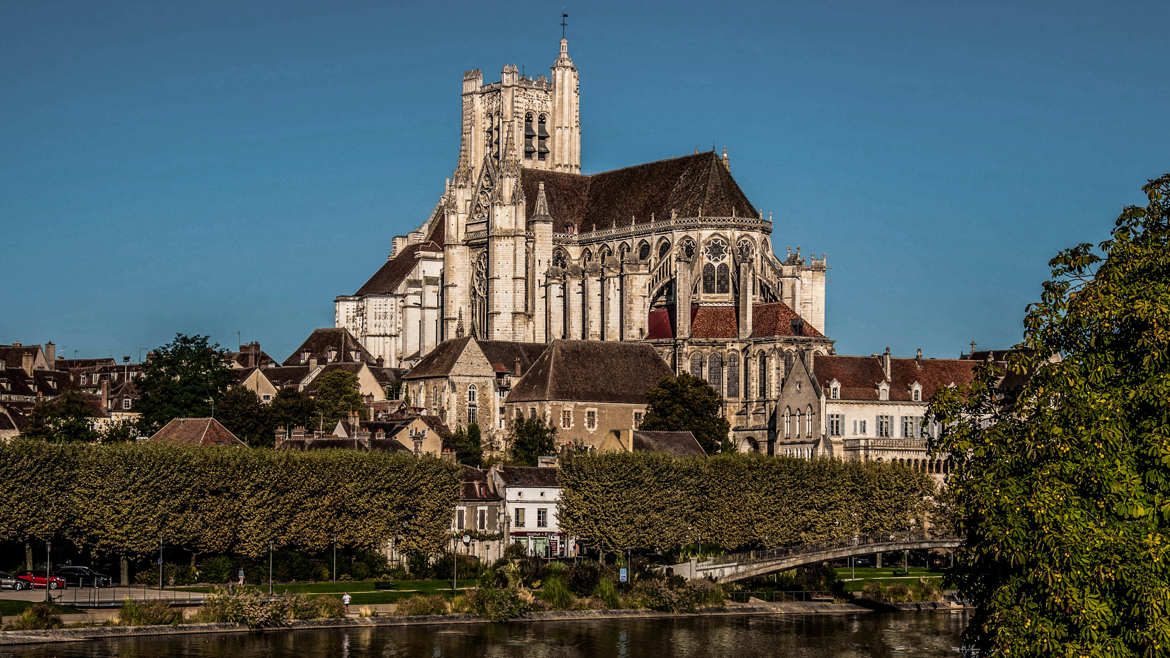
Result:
[632, 430, 706, 457]
[352, 219, 445, 296]
[0, 345, 43, 371]
[506, 340, 673, 404]
[259, 366, 311, 388]
[496, 466, 559, 488]
[227, 347, 278, 369]
[403, 337, 546, 380]
[520, 151, 757, 233]
[283, 328, 377, 366]
[812, 355, 981, 402]
[149, 418, 245, 447]
[645, 302, 825, 340]
[461, 466, 500, 501]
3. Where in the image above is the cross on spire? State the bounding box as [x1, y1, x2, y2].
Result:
[561, 13, 568, 38]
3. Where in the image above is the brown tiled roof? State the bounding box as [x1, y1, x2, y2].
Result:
[506, 340, 673, 404]
[496, 466, 559, 488]
[645, 303, 825, 340]
[372, 367, 406, 386]
[260, 366, 311, 387]
[277, 437, 411, 452]
[55, 358, 117, 370]
[520, 151, 757, 233]
[632, 431, 706, 457]
[302, 363, 366, 393]
[0, 368, 35, 396]
[419, 414, 451, 437]
[477, 341, 547, 375]
[149, 418, 245, 447]
[461, 466, 500, 500]
[283, 328, 377, 366]
[812, 355, 981, 402]
[0, 346, 43, 371]
[353, 219, 445, 296]
[227, 347, 278, 369]
[402, 337, 471, 380]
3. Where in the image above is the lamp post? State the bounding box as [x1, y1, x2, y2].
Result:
[158, 538, 164, 592]
[44, 541, 51, 603]
[268, 542, 274, 596]
[332, 539, 337, 583]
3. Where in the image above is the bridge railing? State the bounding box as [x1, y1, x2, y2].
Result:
[702, 533, 955, 567]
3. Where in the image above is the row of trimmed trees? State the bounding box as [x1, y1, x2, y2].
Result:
[558, 452, 937, 558]
[0, 440, 460, 583]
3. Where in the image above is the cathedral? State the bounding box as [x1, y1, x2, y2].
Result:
[335, 37, 835, 448]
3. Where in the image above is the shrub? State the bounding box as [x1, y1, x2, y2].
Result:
[4, 604, 63, 630]
[593, 578, 621, 609]
[396, 594, 449, 617]
[885, 582, 911, 602]
[467, 583, 531, 621]
[119, 599, 182, 626]
[502, 542, 528, 562]
[565, 560, 604, 596]
[195, 587, 289, 628]
[627, 576, 722, 613]
[538, 575, 574, 610]
[285, 593, 345, 620]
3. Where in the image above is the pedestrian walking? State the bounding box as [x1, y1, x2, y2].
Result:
[342, 591, 352, 614]
[237, 568, 245, 586]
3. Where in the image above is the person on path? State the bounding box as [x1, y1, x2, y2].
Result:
[237, 568, 245, 586]
[342, 592, 352, 614]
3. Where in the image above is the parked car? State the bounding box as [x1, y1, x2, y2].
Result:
[0, 570, 30, 591]
[16, 572, 66, 590]
[55, 566, 112, 588]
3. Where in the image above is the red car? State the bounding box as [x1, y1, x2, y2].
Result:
[17, 573, 66, 590]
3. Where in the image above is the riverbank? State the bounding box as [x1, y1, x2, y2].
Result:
[0, 599, 971, 647]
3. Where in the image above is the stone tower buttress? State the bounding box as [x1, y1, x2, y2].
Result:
[551, 38, 581, 174]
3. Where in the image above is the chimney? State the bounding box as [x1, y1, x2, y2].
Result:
[309, 357, 318, 370]
[21, 352, 34, 376]
[44, 342, 55, 366]
[514, 357, 522, 376]
[882, 347, 891, 380]
[292, 426, 306, 441]
[274, 426, 286, 447]
[101, 380, 109, 410]
[915, 348, 922, 365]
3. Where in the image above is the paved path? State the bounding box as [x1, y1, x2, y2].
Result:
[1, 586, 206, 607]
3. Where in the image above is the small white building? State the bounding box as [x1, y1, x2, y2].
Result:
[488, 465, 574, 558]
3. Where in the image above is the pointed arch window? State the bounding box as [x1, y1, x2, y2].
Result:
[552, 249, 567, 269]
[690, 354, 703, 379]
[726, 353, 739, 399]
[537, 114, 550, 160]
[806, 405, 813, 437]
[524, 113, 536, 159]
[784, 407, 791, 438]
[708, 354, 723, 393]
[716, 263, 730, 293]
[702, 264, 716, 294]
[472, 252, 488, 338]
[758, 353, 768, 397]
[795, 409, 802, 438]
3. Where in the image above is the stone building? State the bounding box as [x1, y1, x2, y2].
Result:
[335, 36, 833, 409]
[503, 340, 674, 451]
[776, 348, 986, 479]
[400, 336, 545, 448]
[453, 466, 506, 563]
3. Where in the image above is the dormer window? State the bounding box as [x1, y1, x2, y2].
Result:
[878, 383, 889, 401]
[829, 380, 840, 400]
[910, 382, 923, 402]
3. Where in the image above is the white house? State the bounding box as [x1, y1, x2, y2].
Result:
[488, 465, 574, 558]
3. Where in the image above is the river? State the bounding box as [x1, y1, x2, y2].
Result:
[3, 612, 969, 657]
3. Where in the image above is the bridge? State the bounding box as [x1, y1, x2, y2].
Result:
[666, 534, 960, 583]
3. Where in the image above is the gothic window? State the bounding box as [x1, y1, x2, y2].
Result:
[690, 353, 703, 379]
[716, 263, 730, 293]
[552, 249, 567, 269]
[618, 242, 631, 263]
[758, 353, 768, 397]
[599, 246, 612, 266]
[468, 404, 478, 425]
[784, 408, 791, 438]
[708, 354, 723, 392]
[736, 238, 754, 261]
[638, 241, 651, 261]
[726, 353, 739, 399]
[537, 114, 550, 160]
[703, 238, 727, 262]
[524, 113, 536, 159]
[472, 252, 488, 338]
[658, 239, 671, 260]
[702, 264, 716, 294]
[582, 249, 593, 264]
[806, 405, 813, 436]
[680, 238, 697, 260]
[468, 385, 477, 403]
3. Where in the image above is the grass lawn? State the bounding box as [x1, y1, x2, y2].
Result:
[832, 566, 945, 593]
[0, 600, 83, 616]
[175, 579, 458, 598]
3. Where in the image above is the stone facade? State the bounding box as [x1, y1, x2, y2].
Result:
[335, 38, 834, 419]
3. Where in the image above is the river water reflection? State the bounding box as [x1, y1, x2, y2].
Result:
[3, 612, 968, 657]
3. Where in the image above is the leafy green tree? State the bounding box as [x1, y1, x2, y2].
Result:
[216, 387, 271, 447]
[99, 419, 139, 443]
[0, 440, 80, 571]
[136, 333, 233, 434]
[268, 388, 315, 434]
[639, 374, 732, 454]
[929, 174, 1170, 656]
[312, 370, 366, 426]
[20, 391, 99, 443]
[446, 423, 484, 466]
[509, 415, 556, 466]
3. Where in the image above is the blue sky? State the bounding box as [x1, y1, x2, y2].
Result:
[2, 0, 1167, 362]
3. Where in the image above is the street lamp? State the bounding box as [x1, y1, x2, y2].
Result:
[268, 542, 274, 596]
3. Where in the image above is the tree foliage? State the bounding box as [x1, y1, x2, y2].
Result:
[558, 452, 935, 557]
[215, 387, 271, 447]
[446, 423, 484, 466]
[21, 391, 99, 443]
[509, 415, 556, 466]
[929, 174, 1170, 656]
[312, 370, 366, 426]
[0, 440, 460, 568]
[136, 334, 234, 434]
[267, 388, 315, 434]
[639, 374, 732, 454]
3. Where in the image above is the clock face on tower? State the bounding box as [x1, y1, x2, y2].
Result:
[704, 238, 727, 262]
